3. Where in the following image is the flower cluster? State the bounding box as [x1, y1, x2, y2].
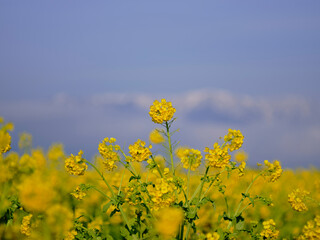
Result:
[224, 129, 244, 152]
[204, 143, 231, 168]
[234, 150, 248, 162]
[65, 150, 87, 175]
[298, 215, 320, 240]
[149, 129, 165, 144]
[98, 137, 120, 171]
[20, 214, 33, 236]
[128, 139, 152, 162]
[149, 99, 176, 124]
[263, 160, 283, 182]
[0, 117, 13, 153]
[176, 147, 202, 171]
[147, 177, 177, 210]
[0, 131, 11, 153]
[260, 219, 279, 239]
[238, 161, 246, 177]
[288, 188, 310, 212]
[71, 186, 87, 200]
[206, 232, 220, 240]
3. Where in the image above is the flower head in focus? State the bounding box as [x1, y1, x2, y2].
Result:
[224, 129, 244, 152]
[65, 150, 87, 175]
[149, 99, 176, 124]
[204, 143, 231, 169]
[263, 160, 283, 182]
[128, 139, 152, 162]
[98, 137, 120, 171]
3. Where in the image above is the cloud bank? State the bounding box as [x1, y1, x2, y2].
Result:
[1, 89, 319, 168]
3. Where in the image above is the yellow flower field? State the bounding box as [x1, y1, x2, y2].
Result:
[0, 100, 319, 240]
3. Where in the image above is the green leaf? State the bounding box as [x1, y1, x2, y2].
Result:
[102, 201, 113, 213]
[120, 227, 130, 238]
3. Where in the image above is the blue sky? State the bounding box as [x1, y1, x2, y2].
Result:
[1, 1, 320, 168]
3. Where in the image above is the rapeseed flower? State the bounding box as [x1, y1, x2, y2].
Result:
[176, 147, 202, 171]
[149, 129, 165, 144]
[224, 129, 244, 152]
[298, 215, 320, 239]
[65, 150, 87, 175]
[147, 177, 176, 210]
[20, 214, 32, 236]
[128, 139, 152, 162]
[0, 131, 11, 153]
[155, 207, 183, 238]
[288, 189, 309, 212]
[71, 186, 87, 200]
[204, 143, 231, 168]
[234, 150, 248, 162]
[206, 232, 220, 240]
[149, 99, 176, 124]
[263, 160, 283, 182]
[98, 137, 120, 171]
[260, 219, 279, 239]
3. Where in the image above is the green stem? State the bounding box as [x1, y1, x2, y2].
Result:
[227, 170, 265, 230]
[90, 185, 112, 201]
[85, 160, 137, 238]
[151, 155, 163, 178]
[165, 121, 175, 175]
[85, 160, 116, 198]
[188, 167, 210, 205]
[185, 223, 192, 240]
[187, 163, 191, 199]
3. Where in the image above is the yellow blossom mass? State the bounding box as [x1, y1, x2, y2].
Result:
[149, 99, 176, 124]
[175, 147, 202, 171]
[128, 139, 152, 162]
[204, 143, 231, 168]
[288, 188, 310, 212]
[65, 150, 88, 175]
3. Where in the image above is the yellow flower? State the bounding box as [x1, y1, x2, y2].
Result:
[204, 143, 231, 168]
[263, 160, 283, 182]
[71, 186, 87, 200]
[149, 129, 165, 144]
[288, 189, 309, 212]
[65, 150, 88, 175]
[147, 178, 177, 210]
[234, 150, 248, 162]
[260, 219, 279, 239]
[298, 215, 320, 239]
[65, 230, 77, 240]
[206, 232, 220, 240]
[224, 129, 244, 152]
[238, 161, 246, 177]
[176, 147, 202, 171]
[149, 99, 176, 124]
[128, 139, 152, 162]
[20, 214, 33, 236]
[0, 130, 11, 153]
[98, 137, 120, 171]
[18, 175, 55, 212]
[46, 204, 73, 238]
[47, 143, 65, 162]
